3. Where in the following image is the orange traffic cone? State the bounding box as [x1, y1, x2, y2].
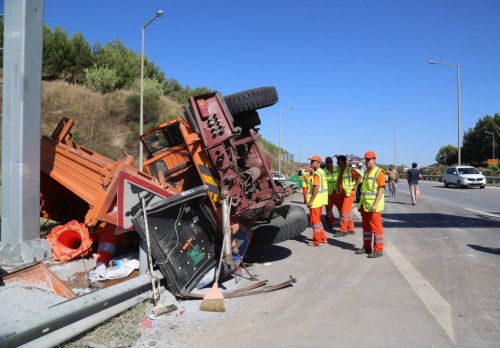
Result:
[48, 220, 93, 262]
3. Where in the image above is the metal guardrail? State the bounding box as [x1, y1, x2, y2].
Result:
[401, 174, 500, 186]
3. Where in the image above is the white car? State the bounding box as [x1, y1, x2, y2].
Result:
[270, 171, 286, 183]
[443, 166, 486, 189]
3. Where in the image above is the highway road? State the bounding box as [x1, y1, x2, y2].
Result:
[137, 185, 500, 348]
[402, 180, 500, 216]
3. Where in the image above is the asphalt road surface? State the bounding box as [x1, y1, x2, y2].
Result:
[137, 184, 500, 348]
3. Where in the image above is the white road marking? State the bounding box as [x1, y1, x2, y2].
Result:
[465, 208, 500, 218]
[385, 241, 455, 343]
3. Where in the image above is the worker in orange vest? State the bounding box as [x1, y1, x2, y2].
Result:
[333, 155, 362, 237]
[307, 156, 328, 246]
[356, 150, 386, 258]
[324, 156, 341, 228]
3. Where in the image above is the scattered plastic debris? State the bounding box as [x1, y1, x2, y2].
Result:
[139, 318, 154, 329]
[88, 258, 140, 283]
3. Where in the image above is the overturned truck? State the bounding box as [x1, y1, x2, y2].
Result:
[40, 86, 308, 296]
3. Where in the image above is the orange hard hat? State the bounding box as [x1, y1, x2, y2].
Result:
[364, 150, 377, 159]
[308, 155, 322, 163]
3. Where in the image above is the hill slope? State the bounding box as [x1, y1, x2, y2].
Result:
[40, 81, 297, 174]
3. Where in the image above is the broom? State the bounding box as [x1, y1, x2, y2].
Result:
[200, 196, 230, 312]
[199, 234, 226, 312]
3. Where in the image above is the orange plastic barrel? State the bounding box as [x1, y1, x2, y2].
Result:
[48, 220, 93, 262]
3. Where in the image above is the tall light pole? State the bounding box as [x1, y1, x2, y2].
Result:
[278, 106, 295, 173]
[428, 60, 461, 165]
[382, 121, 404, 168]
[485, 131, 495, 159]
[140, 10, 164, 169]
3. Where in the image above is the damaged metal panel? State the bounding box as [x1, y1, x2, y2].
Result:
[132, 185, 218, 296]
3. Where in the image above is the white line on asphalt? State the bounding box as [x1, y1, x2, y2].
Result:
[465, 208, 500, 218]
[385, 241, 455, 344]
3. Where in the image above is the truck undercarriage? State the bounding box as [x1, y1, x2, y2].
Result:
[39, 86, 308, 296]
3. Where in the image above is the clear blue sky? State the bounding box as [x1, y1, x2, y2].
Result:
[33, 1, 500, 166]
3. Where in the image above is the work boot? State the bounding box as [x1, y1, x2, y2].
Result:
[367, 251, 383, 258]
[332, 232, 346, 237]
[355, 248, 371, 254]
[347, 231, 355, 235]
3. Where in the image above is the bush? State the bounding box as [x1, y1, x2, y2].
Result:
[130, 78, 166, 99]
[125, 94, 161, 124]
[84, 65, 119, 93]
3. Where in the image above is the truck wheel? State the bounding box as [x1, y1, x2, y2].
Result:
[224, 86, 278, 115]
[249, 205, 308, 246]
[232, 110, 261, 129]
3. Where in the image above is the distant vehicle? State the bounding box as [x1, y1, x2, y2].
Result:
[270, 171, 286, 183]
[443, 166, 486, 189]
[270, 172, 297, 195]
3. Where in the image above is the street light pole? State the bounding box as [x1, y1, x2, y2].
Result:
[485, 131, 495, 159]
[428, 60, 461, 165]
[382, 121, 404, 168]
[278, 106, 295, 174]
[140, 10, 164, 169]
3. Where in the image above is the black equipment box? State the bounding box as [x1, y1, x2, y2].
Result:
[132, 185, 218, 296]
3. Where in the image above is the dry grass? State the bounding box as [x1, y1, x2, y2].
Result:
[159, 95, 184, 121]
[41, 81, 183, 162]
[61, 300, 151, 348]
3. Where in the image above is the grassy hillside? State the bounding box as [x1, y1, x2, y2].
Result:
[40, 81, 298, 175]
[41, 80, 183, 163]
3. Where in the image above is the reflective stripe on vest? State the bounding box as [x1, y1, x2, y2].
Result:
[308, 168, 328, 208]
[325, 166, 340, 194]
[341, 168, 355, 197]
[358, 166, 385, 212]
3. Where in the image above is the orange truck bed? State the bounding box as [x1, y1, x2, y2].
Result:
[40, 118, 173, 229]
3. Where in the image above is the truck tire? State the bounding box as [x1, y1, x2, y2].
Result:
[224, 86, 278, 115]
[232, 110, 261, 129]
[250, 205, 308, 246]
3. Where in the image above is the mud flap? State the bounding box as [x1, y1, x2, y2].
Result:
[132, 185, 218, 296]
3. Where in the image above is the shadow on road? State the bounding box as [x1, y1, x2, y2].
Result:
[327, 238, 357, 251]
[289, 200, 306, 205]
[385, 201, 414, 205]
[293, 233, 357, 251]
[244, 244, 292, 263]
[383, 212, 500, 229]
[467, 244, 500, 256]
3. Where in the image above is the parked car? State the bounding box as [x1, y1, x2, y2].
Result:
[443, 166, 486, 188]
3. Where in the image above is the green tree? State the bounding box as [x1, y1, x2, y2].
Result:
[93, 40, 138, 88]
[43, 26, 72, 79]
[435, 145, 458, 165]
[68, 32, 93, 83]
[462, 114, 500, 165]
[165, 78, 211, 103]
